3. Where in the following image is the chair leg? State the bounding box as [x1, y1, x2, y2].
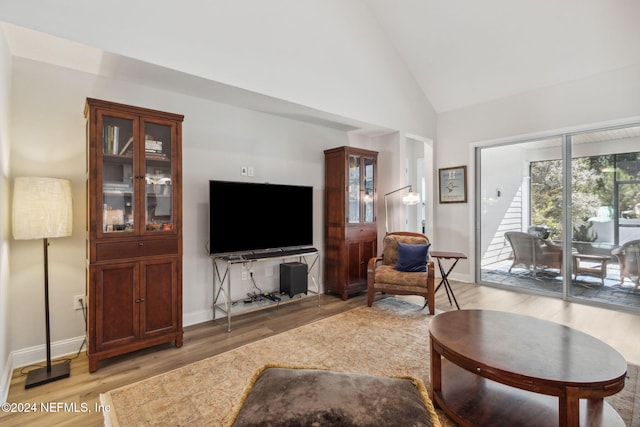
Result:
[367, 289, 374, 307]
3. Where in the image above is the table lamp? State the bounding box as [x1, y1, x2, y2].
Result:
[12, 177, 73, 388]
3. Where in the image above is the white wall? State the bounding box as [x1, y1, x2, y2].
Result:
[0, 0, 436, 138]
[7, 56, 383, 362]
[1, 1, 441, 371]
[437, 64, 640, 282]
[0, 27, 12, 402]
[478, 144, 528, 260]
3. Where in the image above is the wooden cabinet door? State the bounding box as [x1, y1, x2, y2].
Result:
[140, 257, 179, 338]
[346, 239, 377, 291]
[360, 238, 376, 282]
[140, 118, 181, 236]
[92, 262, 138, 351]
[346, 241, 364, 289]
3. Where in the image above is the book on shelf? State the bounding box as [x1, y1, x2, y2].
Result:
[119, 136, 134, 155]
[146, 153, 168, 160]
[103, 181, 133, 193]
[103, 125, 129, 155]
[145, 139, 163, 153]
[102, 124, 136, 156]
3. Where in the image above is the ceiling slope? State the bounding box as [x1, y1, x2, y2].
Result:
[364, 0, 640, 112]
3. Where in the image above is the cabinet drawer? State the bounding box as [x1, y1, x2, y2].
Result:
[346, 227, 376, 241]
[95, 239, 179, 261]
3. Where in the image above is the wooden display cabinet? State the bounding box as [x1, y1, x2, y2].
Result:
[85, 98, 184, 372]
[324, 146, 378, 300]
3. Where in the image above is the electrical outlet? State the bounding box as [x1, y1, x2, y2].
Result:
[74, 295, 85, 311]
[241, 270, 248, 280]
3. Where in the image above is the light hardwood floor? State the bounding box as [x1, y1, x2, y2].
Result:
[1, 281, 639, 426]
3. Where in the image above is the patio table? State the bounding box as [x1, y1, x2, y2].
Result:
[572, 253, 611, 285]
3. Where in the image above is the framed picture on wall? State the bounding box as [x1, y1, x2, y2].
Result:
[439, 165, 467, 203]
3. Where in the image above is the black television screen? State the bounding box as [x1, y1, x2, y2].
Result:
[209, 180, 313, 255]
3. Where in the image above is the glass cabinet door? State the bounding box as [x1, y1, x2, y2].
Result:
[144, 122, 174, 232]
[347, 154, 376, 224]
[101, 115, 135, 234]
[348, 155, 361, 223]
[363, 157, 375, 222]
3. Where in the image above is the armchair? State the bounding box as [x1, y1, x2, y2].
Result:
[367, 232, 435, 314]
[612, 239, 640, 290]
[504, 231, 562, 277]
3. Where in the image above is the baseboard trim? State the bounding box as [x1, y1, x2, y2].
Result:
[439, 273, 471, 283]
[1, 353, 13, 404]
[10, 335, 85, 371]
[184, 309, 213, 326]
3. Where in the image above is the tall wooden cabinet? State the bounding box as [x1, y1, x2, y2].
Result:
[324, 146, 378, 300]
[85, 98, 184, 372]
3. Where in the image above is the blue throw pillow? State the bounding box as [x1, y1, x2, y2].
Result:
[395, 242, 430, 272]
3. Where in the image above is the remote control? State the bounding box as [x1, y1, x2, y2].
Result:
[263, 292, 281, 302]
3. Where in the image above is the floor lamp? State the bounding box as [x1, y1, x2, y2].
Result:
[384, 185, 420, 234]
[12, 177, 73, 389]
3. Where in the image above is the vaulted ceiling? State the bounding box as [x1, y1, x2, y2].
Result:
[3, 1, 640, 115]
[364, 0, 640, 112]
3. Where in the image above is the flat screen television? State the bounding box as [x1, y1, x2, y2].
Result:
[209, 180, 313, 256]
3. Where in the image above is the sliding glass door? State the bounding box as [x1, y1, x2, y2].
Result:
[478, 137, 563, 295]
[477, 124, 640, 312]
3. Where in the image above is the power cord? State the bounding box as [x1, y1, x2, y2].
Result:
[250, 271, 281, 304]
[250, 271, 263, 294]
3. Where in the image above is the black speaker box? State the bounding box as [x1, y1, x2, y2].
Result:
[280, 262, 308, 298]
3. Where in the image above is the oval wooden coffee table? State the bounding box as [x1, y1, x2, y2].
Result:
[429, 310, 627, 427]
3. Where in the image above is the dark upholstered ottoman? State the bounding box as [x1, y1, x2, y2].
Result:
[231, 366, 439, 426]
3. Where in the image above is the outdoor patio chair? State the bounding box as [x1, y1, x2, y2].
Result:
[504, 231, 562, 278]
[367, 232, 435, 313]
[612, 239, 640, 290]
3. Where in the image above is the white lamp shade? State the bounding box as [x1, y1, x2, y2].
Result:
[12, 177, 73, 240]
[402, 191, 420, 205]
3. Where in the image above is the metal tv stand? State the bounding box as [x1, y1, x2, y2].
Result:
[211, 248, 320, 332]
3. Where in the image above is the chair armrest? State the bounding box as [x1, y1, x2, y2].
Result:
[367, 257, 383, 274]
[542, 239, 562, 252]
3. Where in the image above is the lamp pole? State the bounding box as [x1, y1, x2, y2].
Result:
[384, 185, 413, 234]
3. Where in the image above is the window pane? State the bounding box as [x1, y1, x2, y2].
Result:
[479, 137, 563, 296]
[145, 122, 173, 232]
[102, 116, 134, 233]
[568, 126, 640, 307]
[348, 155, 360, 223]
[363, 157, 374, 223]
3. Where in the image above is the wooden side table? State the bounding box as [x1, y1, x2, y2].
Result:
[430, 251, 467, 310]
[572, 253, 611, 285]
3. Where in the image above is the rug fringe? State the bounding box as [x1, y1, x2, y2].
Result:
[100, 392, 118, 427]
[400, 374, 443, 427]
[226, 361, 288, 426]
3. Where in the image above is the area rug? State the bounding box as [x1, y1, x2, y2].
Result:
[101, 298, 639, 427]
